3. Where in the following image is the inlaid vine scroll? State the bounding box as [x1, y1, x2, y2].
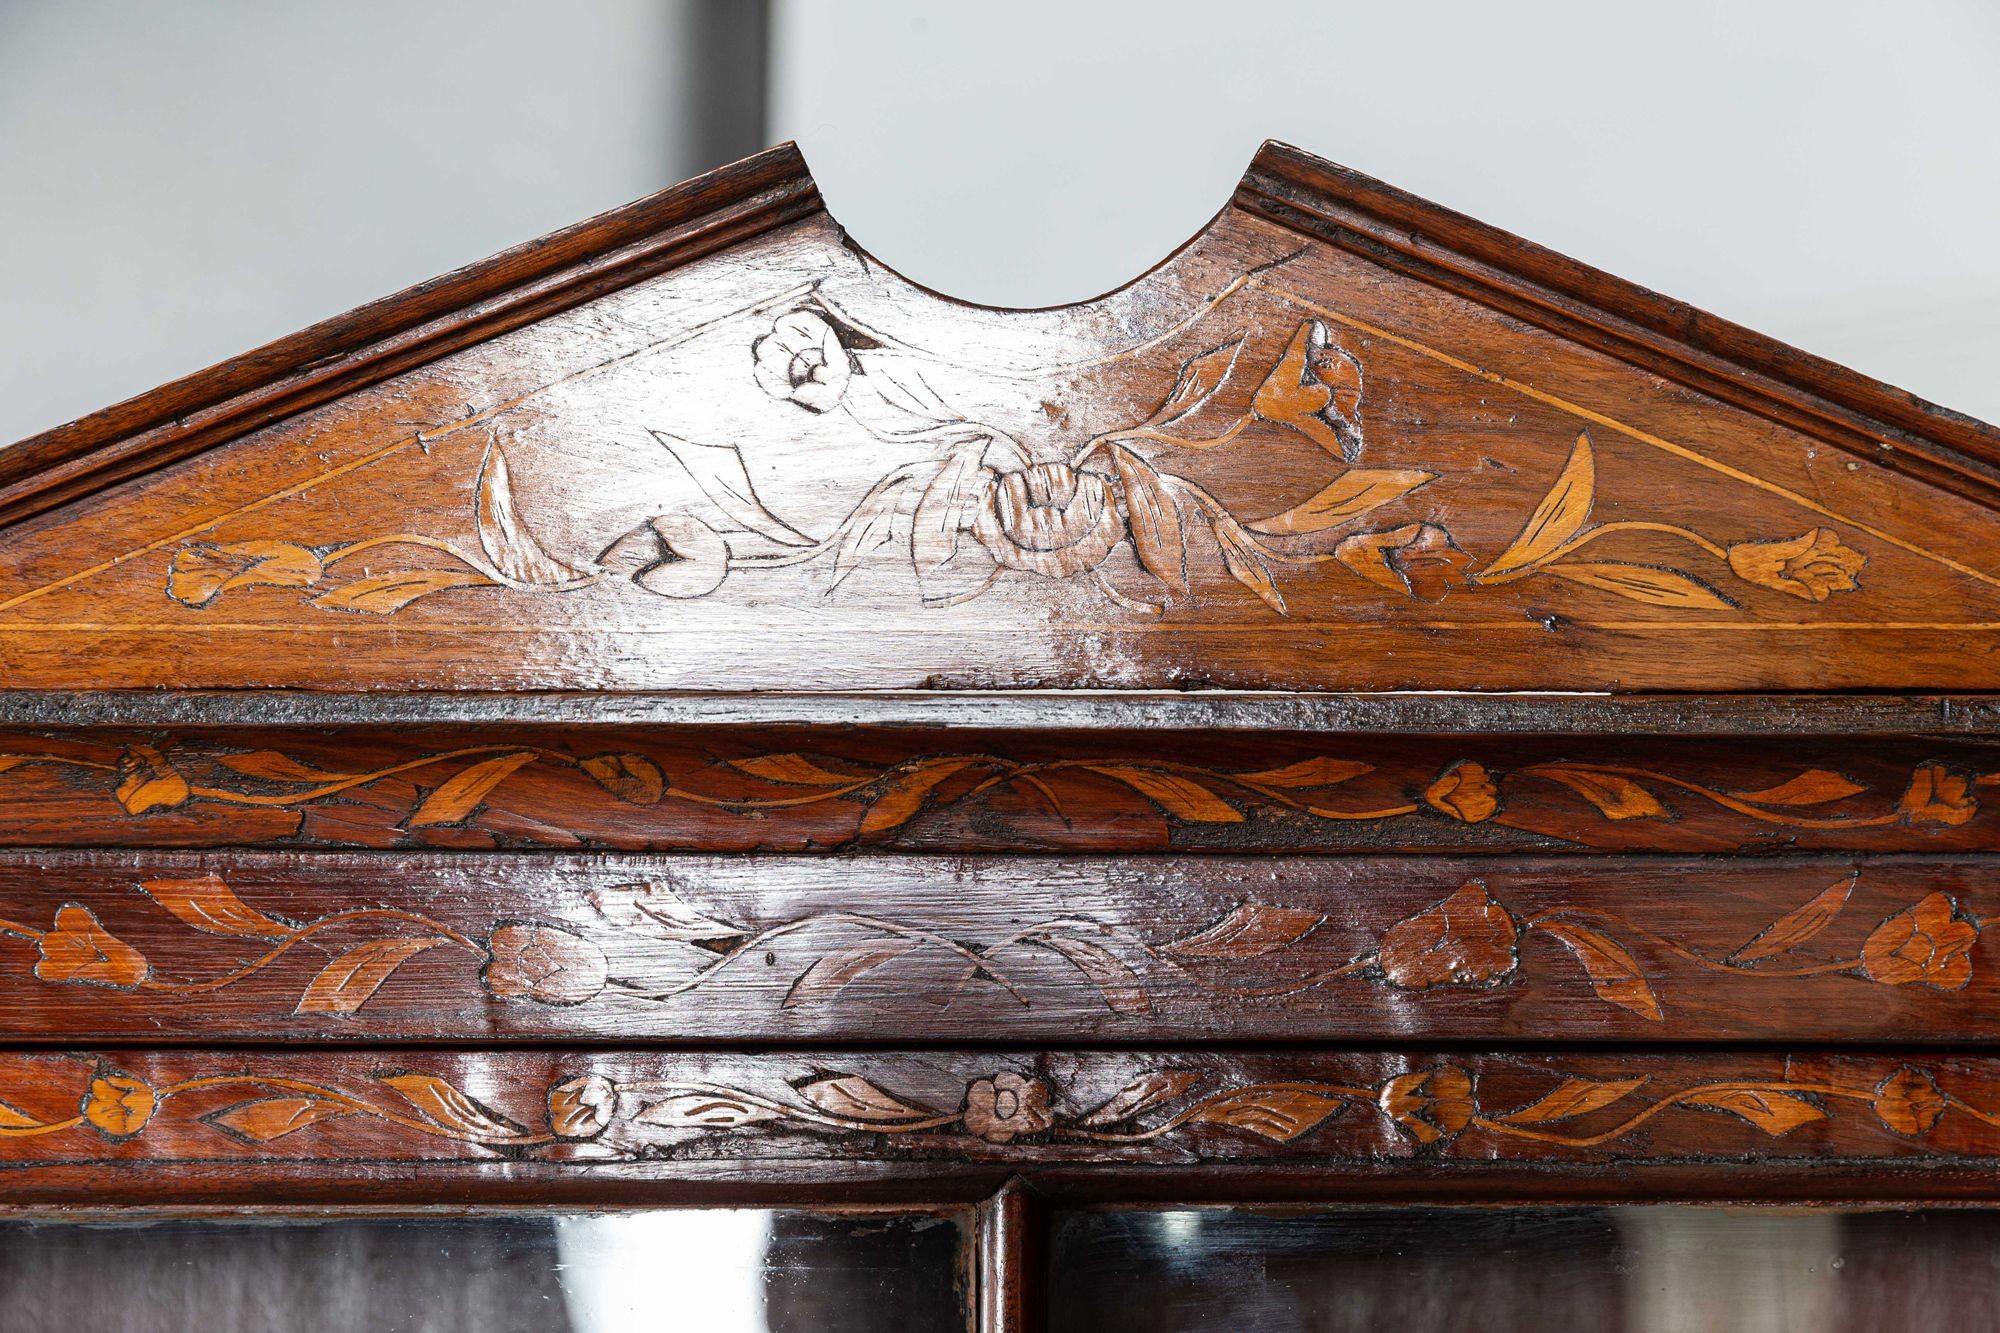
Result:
[5, 1050, 2000, 1198]
[2, 727, 1997, 854]
[3, 853, 1996, 1044]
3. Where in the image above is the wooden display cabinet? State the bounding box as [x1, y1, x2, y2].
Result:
[3, 141, 1998, 1330]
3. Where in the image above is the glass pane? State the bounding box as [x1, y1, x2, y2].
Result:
[0, 1210, 964, 1333]
[1050, 1206, 2000, 1333]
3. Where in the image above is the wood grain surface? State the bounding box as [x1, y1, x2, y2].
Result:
[1, 852, 1998, 1044]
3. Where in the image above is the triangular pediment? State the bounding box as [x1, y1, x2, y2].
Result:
[4, 142, 1998, 692]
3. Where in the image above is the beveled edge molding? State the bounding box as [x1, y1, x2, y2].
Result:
[0, 143, 823, 531]
[1, 689, 1997, 734]
[1237, 140, 2000, 511]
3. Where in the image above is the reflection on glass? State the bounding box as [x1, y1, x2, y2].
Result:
[0, 1210, 963, 1333]
[1050, 1206, 2000, 1333]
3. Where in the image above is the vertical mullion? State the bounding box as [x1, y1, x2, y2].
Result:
[975, 1177, 1046, 1333]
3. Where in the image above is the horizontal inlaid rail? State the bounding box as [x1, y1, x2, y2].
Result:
[4, 1048, 2000, 1204]
[4, 725, 2000, 854]
[4, 852, 2000, 1043]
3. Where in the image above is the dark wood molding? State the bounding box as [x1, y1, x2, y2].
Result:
[0, 143, 821, 531]
[5, 690, 2000, 736]
[1237, 140, 2000, 510]
[976, 1179, 1046, 1333]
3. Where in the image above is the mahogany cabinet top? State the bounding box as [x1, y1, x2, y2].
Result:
[4, 141, 1998, 695]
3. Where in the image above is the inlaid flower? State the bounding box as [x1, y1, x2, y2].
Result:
[83, 1072, 157, 1138]
[1378, 1065, 1475, 1144]
[34, 905, 150, 989]
[1251, 319, 1366, 461]
[1898, 763, 1977, 826]
[1725, 528, 1865, 601]
[971, 462, 1124, 579]
[961, 1072, 1052, 1144]
[548, 1073, 618, 1139]
[752, 310, 852, 413]
[1377, 883, 1519, 989]
[113, 744, 190, 815]
[1873, 1067, 1947, 1136]
[1335, 523, 1472, 601]
[482, 924, 609, 1005]
[1861, 893, 1976, 989]
[167, 540, 324, 609]
[1424, 761, 1499, 823]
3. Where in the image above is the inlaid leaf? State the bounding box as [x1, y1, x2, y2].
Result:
[634, 1093, 780, 1129]
[1247, 468, 1436, 535]
[314, 569, 495, 614]
[1492, 1077, 1649, 1125]
[1530, 767, 1667, 820]
[910, 438, 988, 576]
[380, 1074, 528, 1139]
[1544, 562, 1733, 610]
[0, 1099, 45, 1129]
[782, 938, 925, 1008]
[296, 938, 445, 1015]
[831, 473, 917, 589]
[579, 753, 666, 804]
[1730, 879, 1854, 963]
[1732, 770, 1868, 806]
[207, 1097, 350, 1142]
[1112, 448, 1188, 593]
[1080, 1071, 1206, 1127]
[1534, 920, 1662, 1020]
[597, 882, 745, 945]
[1165, 903, 1325, 959]
[1191, 1088, 1343, 1142]
[139, 874, 292, 940]
[652, 430, 814, 547]
[1234, 757, 1374, 788]
[730, 754, 862, 787]
[858, 759, 977, 834]
[1033, 932, 1150, 1015]
[859, 354, 959, 424]
[1683, 1088, 1827, 1136]
[474, 438, 595, 586]
[797, 1074, 930, 1122]
[406, 751, 539, 827]
[1148, 336, 1243, 428]
[1213, 519, 1286, 614]
[1084, 767, 1243, 823]
[1482, 433, 1595, 578]
[216, 751, 353, 783]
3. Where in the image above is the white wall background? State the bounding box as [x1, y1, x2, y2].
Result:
[0, 0, 706, 441]
[770, 0, 2000, 425]
[3, 0, 1996, 443]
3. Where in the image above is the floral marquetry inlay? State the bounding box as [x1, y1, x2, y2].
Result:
[10, 1051, 2000, 1172]
[4, 866, 1995, 1031]
[159, 303, 1868, 621]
